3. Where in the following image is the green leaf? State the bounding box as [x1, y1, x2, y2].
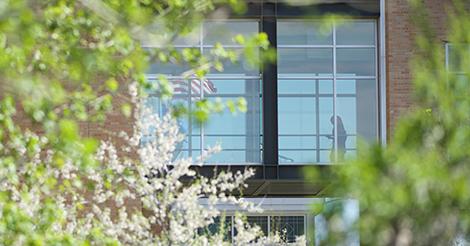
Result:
[105, 78, 119, 92]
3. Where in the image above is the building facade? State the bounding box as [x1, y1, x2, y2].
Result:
[27, 0, 451, 243]
[140, 0, 454, 243]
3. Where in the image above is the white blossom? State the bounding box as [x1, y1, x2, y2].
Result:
[0, 82, 305, 245]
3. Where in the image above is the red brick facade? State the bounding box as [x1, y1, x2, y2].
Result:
[385, 0, 451, 138]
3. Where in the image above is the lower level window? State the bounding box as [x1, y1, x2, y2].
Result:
[204, 215, 306, 243]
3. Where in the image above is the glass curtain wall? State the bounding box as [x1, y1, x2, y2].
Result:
[277, 20, 378, 164]
[145, 20, 262, 164]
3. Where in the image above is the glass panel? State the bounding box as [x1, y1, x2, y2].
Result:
[278, 80, 316, 95]
[192, 150, 201, 161]
[279, 150, 316, 163]
[205, 99, 246, 135]
[205, 136, 246, 149]
[278, 48, 333, 75]
[336, 98, 356, 135]
[278, 21, 332, 45]
[270, 216, 305, 243]
[204, 21, 258, 45]
[279, 136, 316, 150]
[279, 136, 317, 163]
[319, 135, 332, 149]
[318, 80, 333, 94]
[206, 79, 245, 94]
[336, 79, 356, 94]
[191, 136, 201, 150]
[336, 21, 375, 45]
[338, 79, 377, 143]
[336, 48, 375, 77]
[318, 97, 333, 135]
[319, 150, 330, 163]
[204, 95, 261, 163]
[278, 98, 316, 135]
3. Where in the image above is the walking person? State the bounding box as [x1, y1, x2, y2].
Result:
[325, 115, 347, 162]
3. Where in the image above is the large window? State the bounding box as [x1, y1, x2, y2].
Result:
[446, 43, 470, 80]
[278, 20, 378, 164]
[203, 214, 306, 243]
[145, 20, 262, 164]
[145, 19, 379, 165]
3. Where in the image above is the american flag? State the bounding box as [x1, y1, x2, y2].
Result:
[172, 78, 217, 97]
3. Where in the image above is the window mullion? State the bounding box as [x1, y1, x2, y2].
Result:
[333, 23, 338, 162]
[261, 7, 279, 170]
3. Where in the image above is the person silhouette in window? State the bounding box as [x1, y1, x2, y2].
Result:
[326, 115, 347, 162]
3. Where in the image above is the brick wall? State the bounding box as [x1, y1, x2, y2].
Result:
[385, 0, 451, 139]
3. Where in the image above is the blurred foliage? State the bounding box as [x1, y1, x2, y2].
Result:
[0, 0, 271, 244]
[308, 0, 470, 245]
